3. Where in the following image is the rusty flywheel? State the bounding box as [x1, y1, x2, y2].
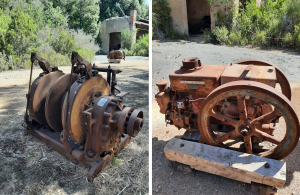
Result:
[198, 80, 300, 160]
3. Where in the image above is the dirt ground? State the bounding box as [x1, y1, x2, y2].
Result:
[0, 59, 149, 195]
[152, 40, 300, 195]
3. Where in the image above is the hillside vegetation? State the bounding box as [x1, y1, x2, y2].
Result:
[206, 0, 300, 49]
[0, 0, 149, 71]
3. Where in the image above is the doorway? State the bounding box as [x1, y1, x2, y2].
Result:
[109, 32, 121, 51]
[186, 0, 211, 34]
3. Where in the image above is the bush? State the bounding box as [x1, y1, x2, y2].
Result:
[213, 26, 229, 45]
[153, 0, 173, 38]
[132, 34, 149, 56]
[205, 0, 300, 49]
[124, 34, 149, 57]
[252, 31, 267, 46]
[228, 31, 246, 45]
[75, 47, 95, 62]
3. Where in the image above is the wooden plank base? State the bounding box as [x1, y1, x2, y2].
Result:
[108, 59, 122, 63]
[164, 138, 286, 188]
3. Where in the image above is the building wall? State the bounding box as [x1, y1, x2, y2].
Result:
[167, 0, 260, 34]
[100, 16, 136, 53]
[166, 0, 189, 35]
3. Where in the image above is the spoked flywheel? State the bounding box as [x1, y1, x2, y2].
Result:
[198, 80, 300, 160]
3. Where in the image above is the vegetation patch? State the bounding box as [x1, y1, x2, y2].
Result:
[207, 0, 300, 50]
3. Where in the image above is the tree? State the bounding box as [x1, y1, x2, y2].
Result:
[48, 0, 100, 38]
[4, 10, 37, 56]
[98, 0, 149, 22]
[0, 9, 11, 53]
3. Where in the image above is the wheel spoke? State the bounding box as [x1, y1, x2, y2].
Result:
[250, 109, 280, 127]
[254, 129, 281, 145]
[244, 136, 253, 154]
[237, 96, 247, 121]
[215, 130, 239, 144]
[210, 110, 238, 126]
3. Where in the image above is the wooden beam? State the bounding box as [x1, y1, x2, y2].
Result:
[164, 138, 286, 188]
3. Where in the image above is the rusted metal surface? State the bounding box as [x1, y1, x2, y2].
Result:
[107, 50, 126, 61]
[45, 73, 80, 132]
[29, 71, 64, 126]
[235, 59, 291, 100]
[221, 64, 277, 87]
[198, 80, 299, 160]
[169, 64, 225, 95]
[24, 52, 143, 181]
[31, 52, 58, 73]
[181, 57, 202, 70]
[61, 75, 111, 143]
[155, 57, 299, 159]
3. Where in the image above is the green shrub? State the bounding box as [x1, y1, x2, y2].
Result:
[125, 34, 149, 56]
[203, 29, 212, 43]
[252, 31, 267, 46]
[283, 33, 293, 47]
[133, 34, 149, 56]
[75, 47, 95, 62]
[49, 27, 76, 55]
[213, 26, 229, 45]
[153, 0, 173, 38]
[228, 31, 246, 45]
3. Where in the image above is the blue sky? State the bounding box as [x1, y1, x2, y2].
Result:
[146, 0, 149, 6]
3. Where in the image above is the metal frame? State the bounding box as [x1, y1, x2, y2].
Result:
[22, 120, 131, 181]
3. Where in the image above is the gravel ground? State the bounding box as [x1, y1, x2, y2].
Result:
[152, 40, 300, 195]
[0, 58, 149, 195]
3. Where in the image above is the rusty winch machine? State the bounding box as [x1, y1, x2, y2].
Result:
[23, 52, 143, 181]
[156, 58, 300, 160]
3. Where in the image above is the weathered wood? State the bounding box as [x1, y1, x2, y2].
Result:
[164, 138, 286, 188]
[108, 59, 122, 63]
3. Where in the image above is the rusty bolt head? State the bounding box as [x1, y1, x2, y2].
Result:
[239, 126, 250, 136]
[265, 163, 270, 168]
[241, 129, 249, 136]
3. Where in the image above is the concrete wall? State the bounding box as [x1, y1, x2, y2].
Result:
[100, 11, 137, 53]
[166, 0, 189, 35]
[167, 0, 261, 34]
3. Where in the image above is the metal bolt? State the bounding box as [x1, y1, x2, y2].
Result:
[245, 95, 250, 99]
[241, 129, 249, 136]
[264, 163, 270, 168]
[180, 143, 184, 147]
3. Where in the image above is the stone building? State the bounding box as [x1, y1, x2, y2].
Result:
[100, 10, 149, 53]
[166, 0, 262, 35]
